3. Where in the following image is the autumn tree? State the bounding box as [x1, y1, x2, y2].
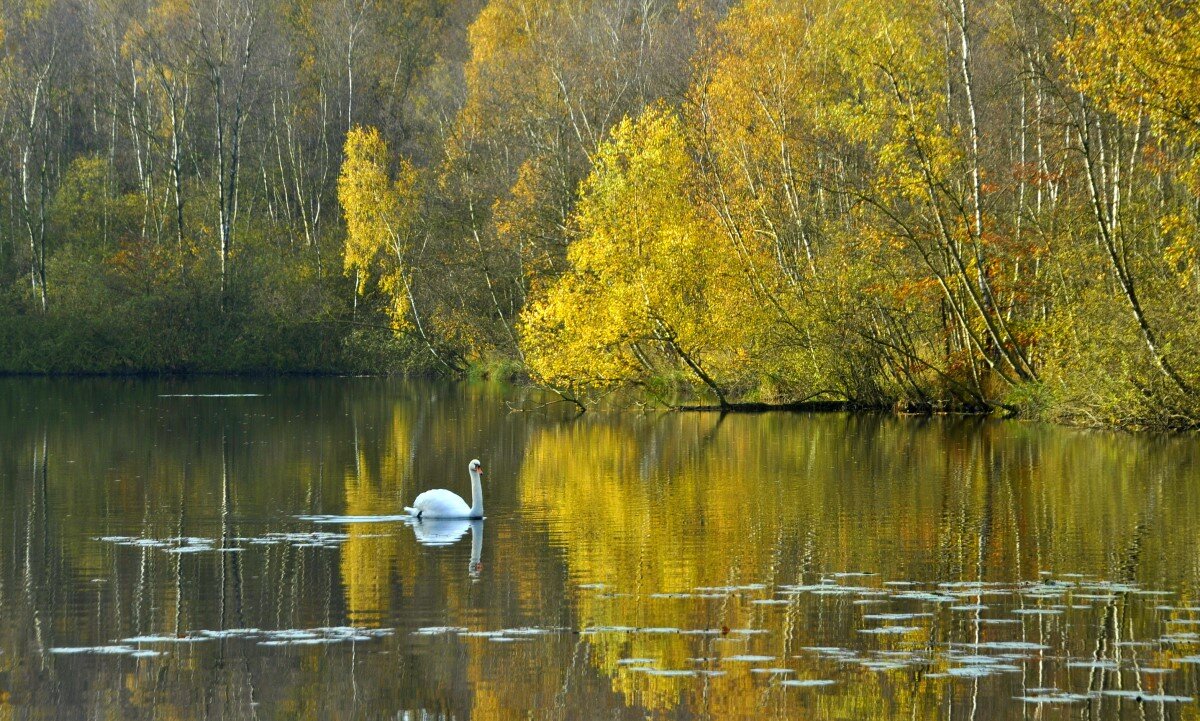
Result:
[0, 0, 1196, 426]
[438, 0, 698, 362]
[522, 107, 765, 407]
[338, 125, 456, 369]
[1057, 0, 1200, 398]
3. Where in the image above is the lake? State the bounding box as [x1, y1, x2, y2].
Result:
[1, 377, 1199, 719]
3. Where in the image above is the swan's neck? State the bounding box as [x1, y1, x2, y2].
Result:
[469, 470, 483, 518]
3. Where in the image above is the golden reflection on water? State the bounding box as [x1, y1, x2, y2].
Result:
[341, 408, 410, 625]
[518, 412, 1200, 718]
[1, 379, 1199, 720]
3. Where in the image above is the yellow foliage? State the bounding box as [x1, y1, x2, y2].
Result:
[520, 106, 764, 401]
[1162, 209, 1199, 291]
[1061, 0, 1200, 159]
[699, 0, 838, 252]
[340, 411, 412, 625]
[458, 0, 556, 137]
[338, 126, 422, 329]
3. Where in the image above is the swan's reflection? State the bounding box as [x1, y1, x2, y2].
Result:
[406, 518, 484, 577]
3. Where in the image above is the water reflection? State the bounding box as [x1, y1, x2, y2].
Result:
[407, 519, 485, 577]
[1, 377, 1199, 719]
[408, 517, 474, 546]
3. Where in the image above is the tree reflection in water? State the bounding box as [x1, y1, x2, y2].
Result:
[0, 377, 1198, 719]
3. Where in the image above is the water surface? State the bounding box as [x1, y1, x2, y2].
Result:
[2, 378, 1199, 719]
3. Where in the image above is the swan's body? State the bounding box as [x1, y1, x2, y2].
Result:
[406, 489, 473, 518]
[405, 459, 484, 519]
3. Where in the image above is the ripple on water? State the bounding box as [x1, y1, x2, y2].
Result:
[295, 514, 411, 524]
[893, 591, 957, 603]
[861, 613, 933, 621]
[121, 635, 209, 644]
[955, 642, 1049, 651]
[412, 626, 469, 636]
[51, 646, 138, 655]
[859, 626, 922, 635]
[380, 567, 1200, 714]
[945, 665, 1021, 678]
[948, 655, 1009, 665]
[1017, 692, 1094, 704]
[1100, 691, 1192, 702]
[1066, 659, 1119, 671]
[409, 568, 1200, 713]
[98, 560, 1194, 712]
[629, 668, 695, 677]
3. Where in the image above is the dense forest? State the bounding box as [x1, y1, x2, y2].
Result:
[0, 0, 1197, 428]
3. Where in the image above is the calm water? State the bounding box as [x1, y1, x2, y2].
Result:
[2, 378, 1200, 720]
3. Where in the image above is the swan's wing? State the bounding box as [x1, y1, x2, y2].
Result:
[411, 488, 471, 517]
[413, 489, 455, 507]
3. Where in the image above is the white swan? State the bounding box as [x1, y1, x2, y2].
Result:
[404, 459, 484, 519]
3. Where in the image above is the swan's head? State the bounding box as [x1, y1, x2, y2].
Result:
[469, 459, 484, 478]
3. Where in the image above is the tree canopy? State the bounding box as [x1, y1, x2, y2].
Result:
[0, 0, 1197, 427]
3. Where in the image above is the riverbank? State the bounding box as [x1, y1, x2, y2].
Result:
[2, 363, 1196, 432]
[0, 311, 431, 377]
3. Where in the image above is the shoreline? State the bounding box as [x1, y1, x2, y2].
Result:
[2, 372, 1194, 432]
